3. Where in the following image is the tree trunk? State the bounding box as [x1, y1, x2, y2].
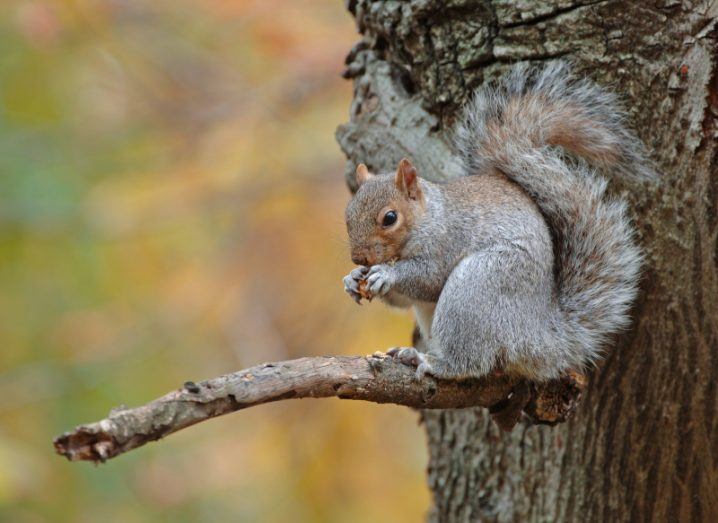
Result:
[337, 1, 718, 521]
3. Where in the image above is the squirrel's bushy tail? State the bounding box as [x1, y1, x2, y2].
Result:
[455, 61, 654, 368]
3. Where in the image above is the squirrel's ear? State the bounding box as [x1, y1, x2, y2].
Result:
[395, 158, 421, 200]
[355, 164, 373, 186]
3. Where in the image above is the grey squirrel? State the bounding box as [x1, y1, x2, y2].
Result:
[342, 62, 654, 382]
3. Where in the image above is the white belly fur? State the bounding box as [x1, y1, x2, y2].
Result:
[412, 302, 436, 342]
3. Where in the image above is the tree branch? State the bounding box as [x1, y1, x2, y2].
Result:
[53, 353, 585, 463]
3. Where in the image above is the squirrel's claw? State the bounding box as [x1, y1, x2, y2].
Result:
[343, 275, 362, 304]
[343, 266, 369, 304]
[365, 264, 395, 296]
[350, 266, 369, 280]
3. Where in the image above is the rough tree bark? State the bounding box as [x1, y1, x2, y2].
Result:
[336, 1, 718, 521]
[52, 356, 514, 462]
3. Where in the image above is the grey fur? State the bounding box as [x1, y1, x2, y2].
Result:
[455, 61, 656, 182]
[343, 62, 652, 381]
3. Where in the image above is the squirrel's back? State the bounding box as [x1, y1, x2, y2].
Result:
[455, 62, 654, 369]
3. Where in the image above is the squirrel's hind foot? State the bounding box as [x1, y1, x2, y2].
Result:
[387, 347, 432, 379]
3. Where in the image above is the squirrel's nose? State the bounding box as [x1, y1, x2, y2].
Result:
[352, 253, 368, 266]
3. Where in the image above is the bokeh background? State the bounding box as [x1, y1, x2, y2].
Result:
[0, 1, 428, 521]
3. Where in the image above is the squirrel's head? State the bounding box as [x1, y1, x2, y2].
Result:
[345, 158, 425, 267]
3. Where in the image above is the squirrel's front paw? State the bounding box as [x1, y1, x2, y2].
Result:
[387, 347, 432, 379]
[343, 266, 369, 304]
[365, 264, 396, 296]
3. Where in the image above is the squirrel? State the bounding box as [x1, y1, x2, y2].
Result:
[342, 62, 654, 382]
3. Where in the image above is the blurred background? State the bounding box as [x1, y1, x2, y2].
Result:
[0, 1, 427, 521]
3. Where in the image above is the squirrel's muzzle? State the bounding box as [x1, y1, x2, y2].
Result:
[351, 253, 370, 266]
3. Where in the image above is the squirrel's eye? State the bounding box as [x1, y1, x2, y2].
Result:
[382, 210, 398, 227]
